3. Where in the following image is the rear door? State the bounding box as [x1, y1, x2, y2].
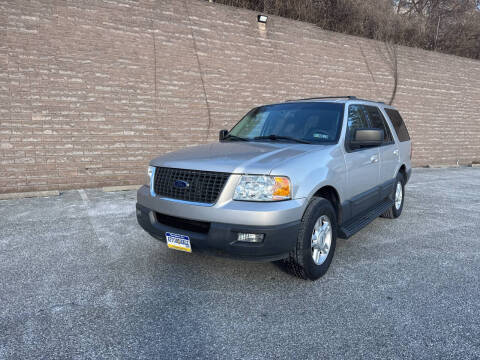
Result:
[384, 108, 412, 171]
[343, 104, 380, 219]
[363, 105, 399, 199]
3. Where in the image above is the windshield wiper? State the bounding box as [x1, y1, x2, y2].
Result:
[224, 134, 249, 141]
[254, 135, 311, 144]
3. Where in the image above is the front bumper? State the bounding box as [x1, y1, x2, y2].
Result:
[136, 185, 306, 226]
[136, 203, 300, 261]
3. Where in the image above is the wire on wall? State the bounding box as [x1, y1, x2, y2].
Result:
[184, 0, 213, 141]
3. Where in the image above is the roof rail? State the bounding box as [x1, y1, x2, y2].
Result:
[287, 96, 357, 101]
[286, 96, 386, 104]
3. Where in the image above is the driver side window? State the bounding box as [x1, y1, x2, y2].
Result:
[346, 104, 368, 142]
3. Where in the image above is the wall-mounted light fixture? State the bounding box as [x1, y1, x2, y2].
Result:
[257, 15, 268, 23]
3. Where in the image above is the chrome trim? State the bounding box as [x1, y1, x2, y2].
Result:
[157, 197, 214, 207]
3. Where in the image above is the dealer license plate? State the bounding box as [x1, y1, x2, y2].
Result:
[165, 232, 192, 253]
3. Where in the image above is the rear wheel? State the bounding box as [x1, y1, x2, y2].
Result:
[382, 173, 405, 219]
[282, 197, 337, 280]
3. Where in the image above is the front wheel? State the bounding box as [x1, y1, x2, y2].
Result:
[282, 197, 337, 280]
[382, 173, 405, 219]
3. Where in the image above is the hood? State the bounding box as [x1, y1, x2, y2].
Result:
[150, 141, 326, 174]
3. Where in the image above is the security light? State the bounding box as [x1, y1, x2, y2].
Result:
[257, 15, 268, 23]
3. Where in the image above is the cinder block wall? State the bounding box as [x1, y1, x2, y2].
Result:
[1, 0, 479, 193]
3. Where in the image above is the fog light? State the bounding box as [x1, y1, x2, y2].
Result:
[237, 233, 264, 243]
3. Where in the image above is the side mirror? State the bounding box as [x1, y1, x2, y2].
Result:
[350, 129, 383, 149]
[219, 129, 228, 141]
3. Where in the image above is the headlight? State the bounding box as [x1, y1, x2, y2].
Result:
[147, 166, 155, 181]
[146, 166, 156, 197]
[233, 175, 291, 201]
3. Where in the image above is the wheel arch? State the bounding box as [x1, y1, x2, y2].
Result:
[311, 185, 342, 225]
[398, 164, 408, 182]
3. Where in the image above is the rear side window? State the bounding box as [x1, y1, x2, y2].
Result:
[363, 105, 394, 144]
[385, 109, 410, 142]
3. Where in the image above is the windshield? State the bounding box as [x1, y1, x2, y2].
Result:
[227, 102, 344, 144]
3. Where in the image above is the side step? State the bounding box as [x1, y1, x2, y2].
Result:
[338, 199, 394, 239]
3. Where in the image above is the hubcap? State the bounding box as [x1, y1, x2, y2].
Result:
[311, 215, 332, 265]
[395, 182, 403, 210]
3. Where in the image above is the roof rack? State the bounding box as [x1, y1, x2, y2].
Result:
[287, 96, 357, 101]
[286, 96, 385, 104]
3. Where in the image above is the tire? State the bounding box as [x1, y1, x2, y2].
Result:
[382, 172, 405, 219]
[282, 197, 337, 280]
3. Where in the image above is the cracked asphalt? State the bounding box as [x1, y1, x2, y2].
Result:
[1, 167, 479, 359]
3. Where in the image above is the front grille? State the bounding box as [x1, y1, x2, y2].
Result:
[155, 212, 210, 234]
[153, 167, 230, 204]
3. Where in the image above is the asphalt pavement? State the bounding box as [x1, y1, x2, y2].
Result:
[1, 167, 479, 359]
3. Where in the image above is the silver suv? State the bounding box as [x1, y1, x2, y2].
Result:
[136, 96, 412, 280]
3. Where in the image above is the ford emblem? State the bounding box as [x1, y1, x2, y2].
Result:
[173, 180, 189, 189]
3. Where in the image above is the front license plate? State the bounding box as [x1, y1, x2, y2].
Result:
[165, 232, 192, 253]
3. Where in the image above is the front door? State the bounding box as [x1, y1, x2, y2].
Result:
[343, 104, 380, 220]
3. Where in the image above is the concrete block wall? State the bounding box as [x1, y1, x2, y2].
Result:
[1, 0, 479, 193]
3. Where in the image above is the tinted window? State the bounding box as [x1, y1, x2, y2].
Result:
[228, 102, 344, 143]
[363, 105, 394, 144]
[385, 109, 410, 142]
[346, 104, 368, 142]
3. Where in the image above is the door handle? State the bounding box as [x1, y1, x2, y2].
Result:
[370, 155, 379, 163]
[393, 149, 399, 156]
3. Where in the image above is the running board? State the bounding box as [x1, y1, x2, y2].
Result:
[338, 199, 394, 239]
